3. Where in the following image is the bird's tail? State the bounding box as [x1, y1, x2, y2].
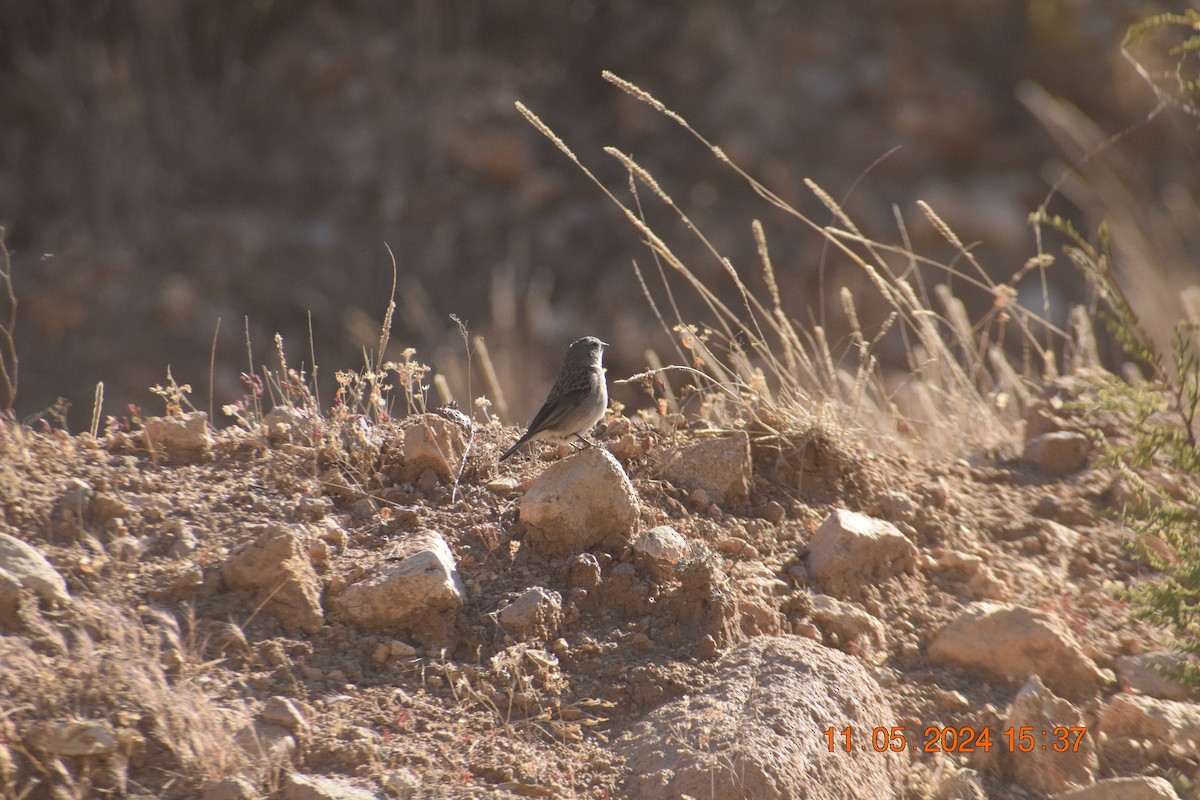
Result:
[498, 434, 530, 462]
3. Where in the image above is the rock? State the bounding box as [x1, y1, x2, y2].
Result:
[315, 518, 348, 548]
[1054, 777, 1181, 800]
[520, 448, 639, 557]
[736, 596, 784, 636]
[294, 496, 333, 522]
[608, 429, 649, 461]
[632, 525, 689, 579]
[758, 500, 786, 523]
[261, 696, 308, 734]
[618, 636, 906, 799]
[235, 720, 295, 767]
[930, 602, 1107, 702]
[933, 549, 983, 581]
[964, 565, 1007, 599]
[497, 586, 562, 642]
[25, 720, 117, 756]
[336, 533, 464, 648]
[806, 509, 918, 598]
[0, 532, 71, 606]
[383, 770, 421, 799]
[1005, 676, 1097, 795]
[222, 525, 324, 634]
[661, 432, 752, 505]
[715, 536, 757, 558]
[202, 776, 260, 800]
[167, 523, 200, 557]
[264, 405, 320, 444]
[90, 493, 131, 526]
[143, 412, 212, 464]
[1040, 519, 1082, 552]
[1115, 652, 1191, 701]
[810, 593, 887, 662]
[108, 534, 143, 562]
[932, 768, 987, 800]
[568, 553, 602, 590]
[163, 566, 205, 598]
[280, 772, 380, 800]
[486, 476, 519, 495]
[1099, 693, 1200, 761]
[1023, 431, 1090, 475]
[399, 413, 467, 482]
[876, 491, 916, 523]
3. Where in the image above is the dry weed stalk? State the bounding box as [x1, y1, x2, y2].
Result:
[0, 229, 17, 412]
[519, 75, 1064, 452]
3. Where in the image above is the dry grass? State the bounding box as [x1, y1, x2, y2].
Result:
[0, 600, 256, 797]
[518, 74, 1069, 456]
[0, 230, 15, 414]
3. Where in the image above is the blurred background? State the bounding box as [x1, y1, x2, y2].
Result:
[0, 0, 1196, 428]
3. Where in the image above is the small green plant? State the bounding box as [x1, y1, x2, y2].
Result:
[1122, 10, 1200, 119]
[1041, 211, 1200, 686]
[1102, 331, 1200, 686]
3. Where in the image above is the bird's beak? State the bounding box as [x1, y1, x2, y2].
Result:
[601, 341, 610, 348]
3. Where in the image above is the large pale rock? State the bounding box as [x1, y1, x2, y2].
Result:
[807, 509, 918, 598]
[25, 720, 117, 756]
[261, 696, 308, 735]
[400, 413, 467, 482]
[0, 532, 70, 606]
[143, 412, 212, 464]
[930, 602, 1107, 702]
[1099, 693, 1200, 761]
[1023, 431, 1090, 475]
[618, 635, 906, 800]
[280, 771, 380, 800]
[222, 525, 324, 634]
[661, 432, 751, 505]
[520, 448, 639, 557]
[1005, 676, 1097, 795]
[336, 533, 464, 648]
[1115, 652, 1191, 701]
[1054, 777, 1181, 800]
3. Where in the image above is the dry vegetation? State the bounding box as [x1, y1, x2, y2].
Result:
[3, 8, 1200, 800]
[1, 0, 1193, 426]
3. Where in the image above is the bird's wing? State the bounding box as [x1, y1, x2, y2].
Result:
[524, 385, 594, 436]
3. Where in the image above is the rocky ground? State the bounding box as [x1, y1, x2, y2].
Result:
[0, 367, 1196, 800]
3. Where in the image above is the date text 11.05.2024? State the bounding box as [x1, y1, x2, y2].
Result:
[823, 725, 1088, 754]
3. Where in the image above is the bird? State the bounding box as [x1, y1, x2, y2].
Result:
[499, 336, 609, 461]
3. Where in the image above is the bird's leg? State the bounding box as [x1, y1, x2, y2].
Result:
[572, 433, 600, 450]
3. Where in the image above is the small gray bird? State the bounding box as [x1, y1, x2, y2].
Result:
[499, 336, 609, 461]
